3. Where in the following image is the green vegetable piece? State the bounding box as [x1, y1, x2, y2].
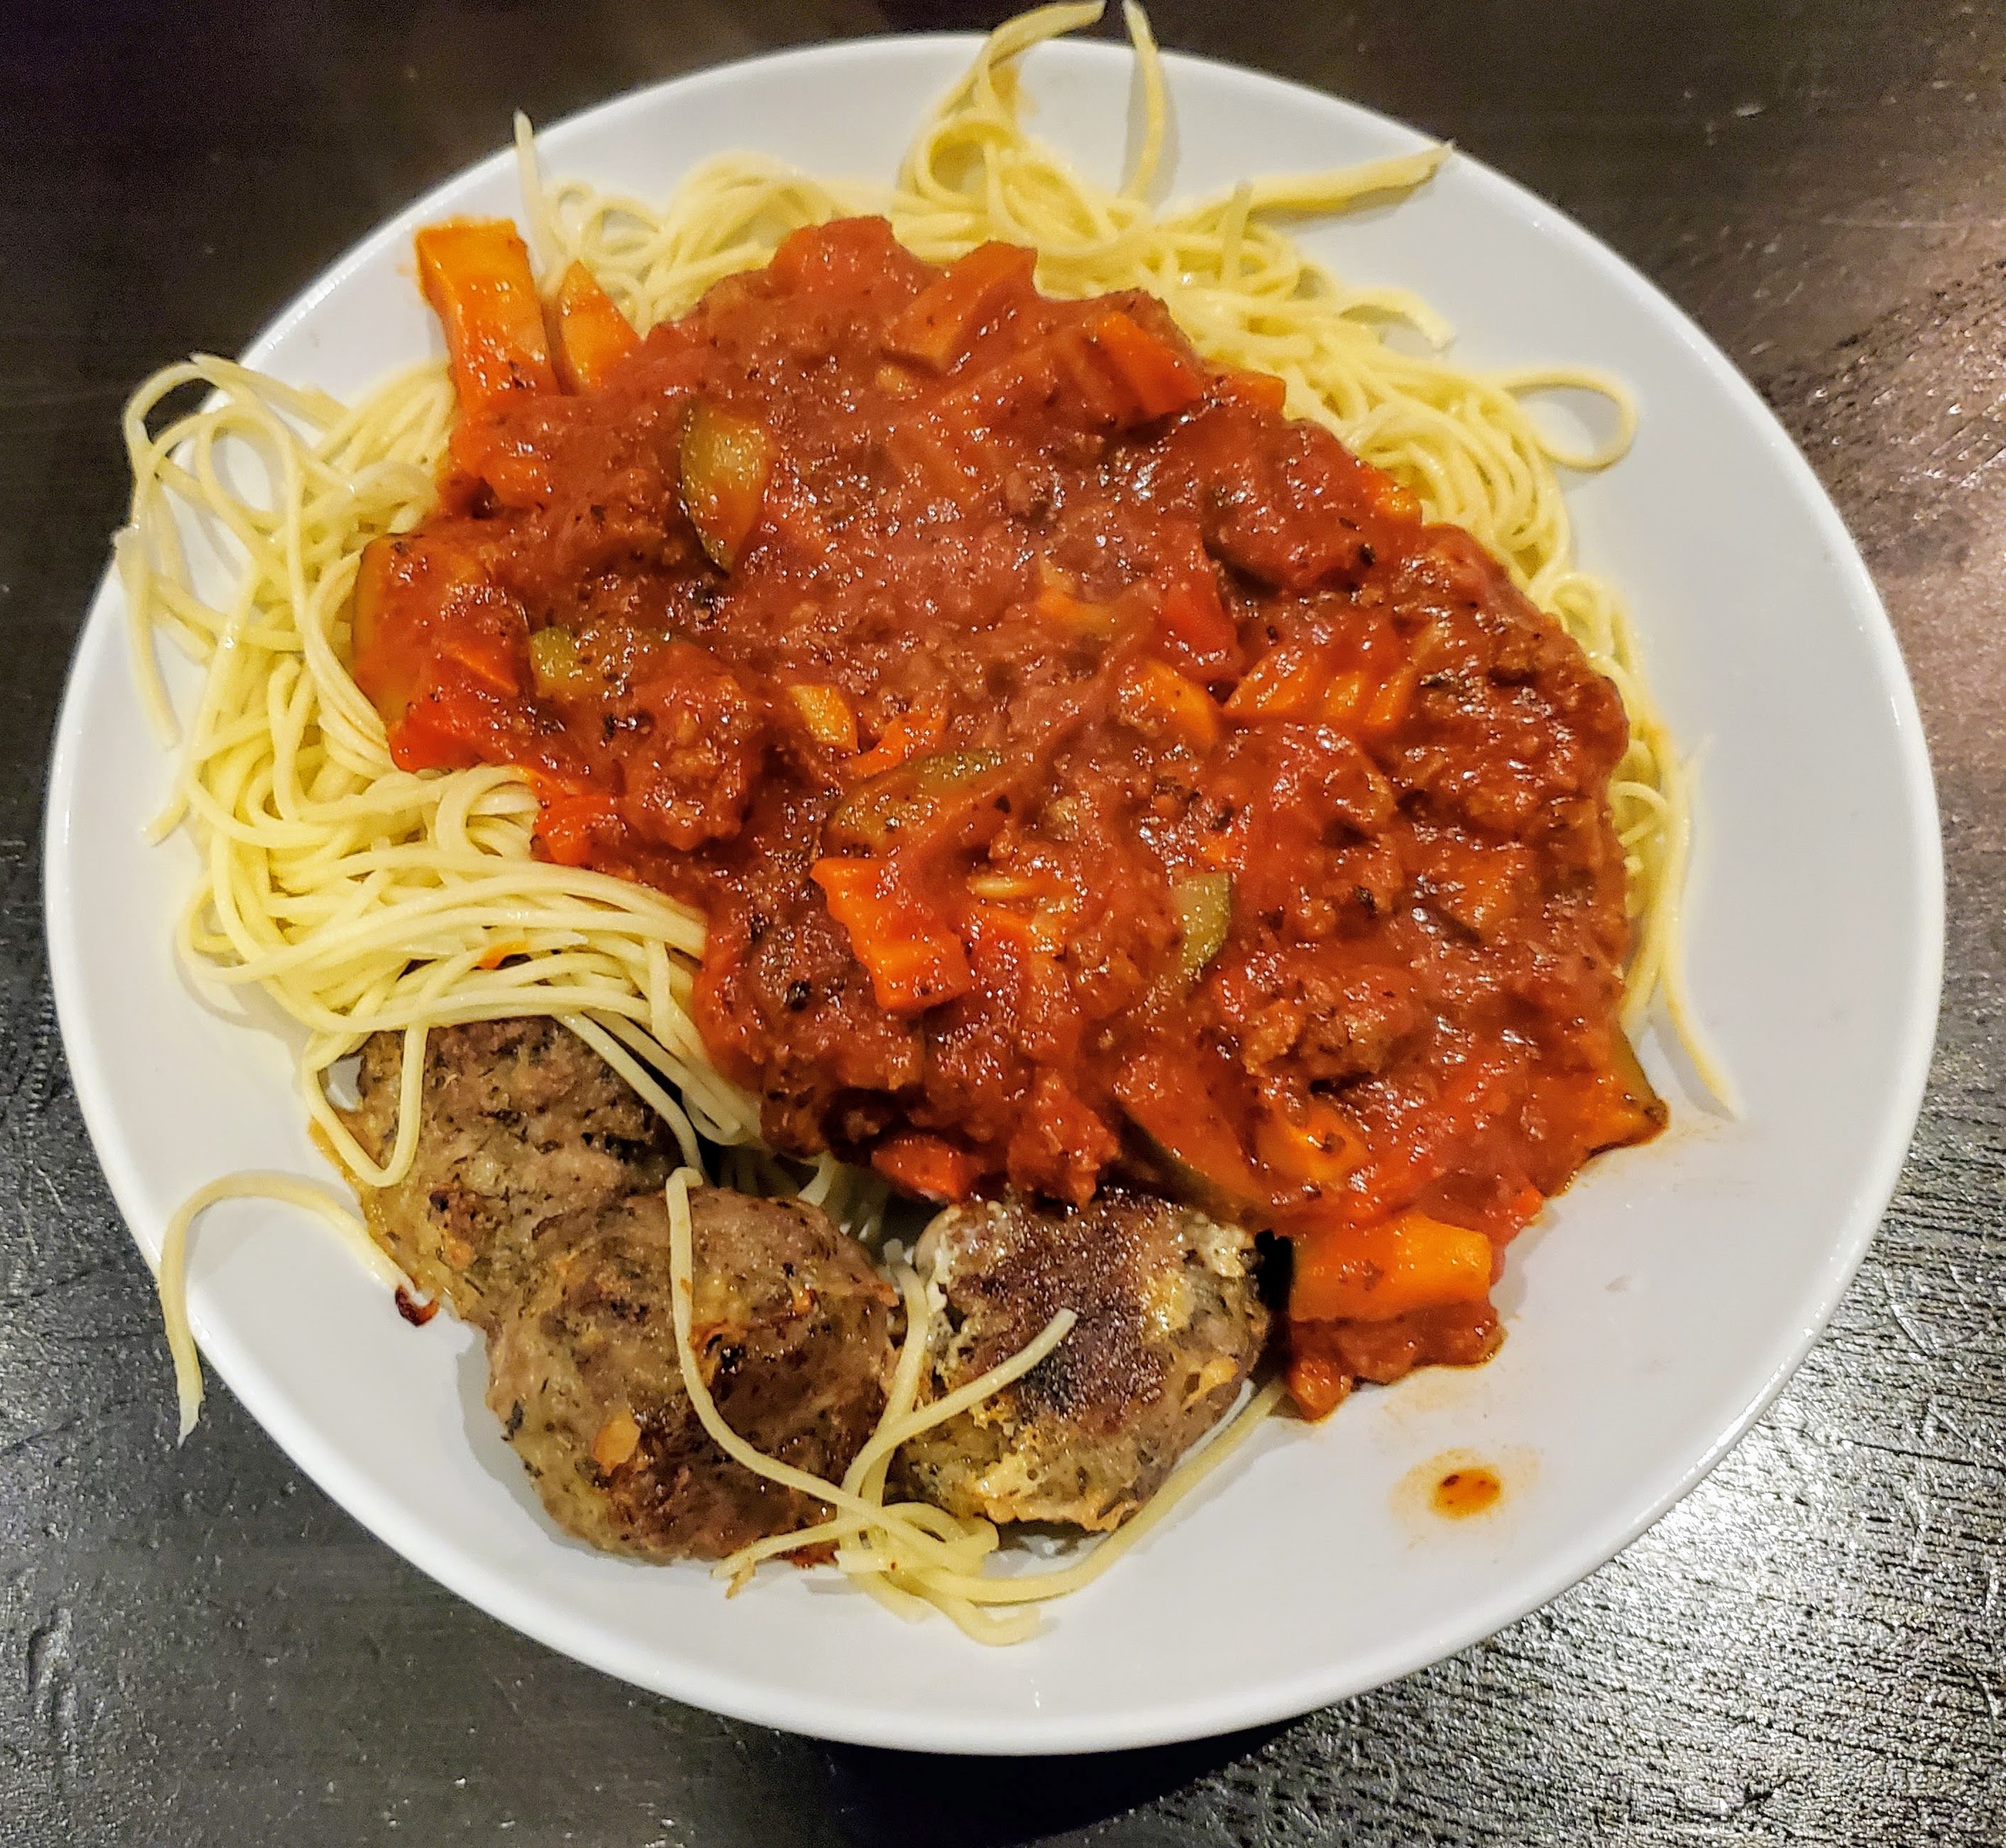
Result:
[828, 749, 1005, 853]
[681, 399, 773, 572]
[528, 625, 585, 696]
[1173, 870, 1233, 978]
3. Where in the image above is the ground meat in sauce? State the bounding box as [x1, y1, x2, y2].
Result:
[486, 1187, 897, 1561]
[352, 214, 1665, 1400]
[894, 1191, 1269, 1530]
[335, 1017, 671, 1326]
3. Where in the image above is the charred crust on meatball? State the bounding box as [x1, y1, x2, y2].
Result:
[894, 1190, 1268, 1532]
[485, 1188, 897, 1561]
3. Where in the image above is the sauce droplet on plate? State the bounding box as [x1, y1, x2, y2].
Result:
[1393, 1446, 1530, 1527]
[1430, 1463, 1502, 1518]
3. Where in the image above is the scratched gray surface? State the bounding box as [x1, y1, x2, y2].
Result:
[1, 0, 2000, 1841]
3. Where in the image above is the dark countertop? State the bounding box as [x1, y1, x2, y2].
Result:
[2, 1, 2000, 1840]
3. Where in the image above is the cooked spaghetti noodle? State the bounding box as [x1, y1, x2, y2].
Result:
[117, 1, 1714, 1618]
[662, 1170, 1283, 1642]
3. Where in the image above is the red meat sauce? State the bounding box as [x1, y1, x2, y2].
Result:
[353, 215, 1664, 1411]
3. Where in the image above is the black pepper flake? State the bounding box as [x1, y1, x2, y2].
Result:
[785, 979, 813, 1011]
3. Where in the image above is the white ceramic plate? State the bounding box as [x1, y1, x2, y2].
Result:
[44, 34, 1941, 1754]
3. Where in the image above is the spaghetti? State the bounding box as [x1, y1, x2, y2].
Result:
[116, 1, 1712, 1619]
[663, 1170, 1283, 1643]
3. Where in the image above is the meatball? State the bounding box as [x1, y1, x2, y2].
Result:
[486, 1187, 897, 1561]
[893, 1190, 1269, 1532]
[334, 1017, 670, 1326]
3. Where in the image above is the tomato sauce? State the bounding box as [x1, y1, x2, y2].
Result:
[353, 215, 1664, 1396]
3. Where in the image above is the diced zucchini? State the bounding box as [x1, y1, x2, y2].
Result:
[828, 749, 1004, 853]
[681, 399, 773, 572]
[528, 625, 586, 697]
[1173, 870, 1233, 978]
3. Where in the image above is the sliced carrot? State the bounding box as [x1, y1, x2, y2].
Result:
[1084, 309, 1203, 422]
[1118, 660, 1221, 751]
[548, 260, 639, 392]
[1225, 646, 1325, 720]
[386, 700, 482, 773]
[1033, 581, 1117, 636]
[1158, 578, 1237, 662]
[884, 241, 1037, 370]
[811, 857, 972, 1014]
[535, 793, 619, 867]
[1289, 1210, 1495, 1323]
[1362, 661, 1419, 735]
[963, 900, 1040, 954]
[872, 1132, 983, 1203]
[1370, 471, 1424, 524]
[523, 762, 596, 801]
[1222, 368, 1289, 413]
[1320, 670, 1367, 726]
[415, 219, 557, 412]
[848, 705, 948, 778]
[435, 621, 525, 696]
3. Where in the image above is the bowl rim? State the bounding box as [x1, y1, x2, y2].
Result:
[43, 29, 1945, 1754]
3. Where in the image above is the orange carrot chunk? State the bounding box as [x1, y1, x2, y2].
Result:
[1084, 309, 1204, 422]
[1118, 659, 1222, 751]
[847, 705, 949, 779]
[535, 794, 620, 867]
[1225, 646, 1326, 720]
[1290, 1210, 1495, 1324]
[872, 1132, 983, 1203]
[884, 241, 1037, 370]
[1158, 579, 1237, 662]
[811, 857, 973, 1014]
[1222, 368, 1290, 413]
[548, 260, 639, 392]
[415, 219, 558, 412]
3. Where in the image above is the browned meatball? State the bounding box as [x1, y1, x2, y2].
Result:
[335, 1018, 670, 1325]
[486, 1187, 898, 1561]
[893, 1190, 1269, 1532]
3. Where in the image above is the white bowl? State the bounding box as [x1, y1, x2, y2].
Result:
[43, 33, 1941, 1753]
